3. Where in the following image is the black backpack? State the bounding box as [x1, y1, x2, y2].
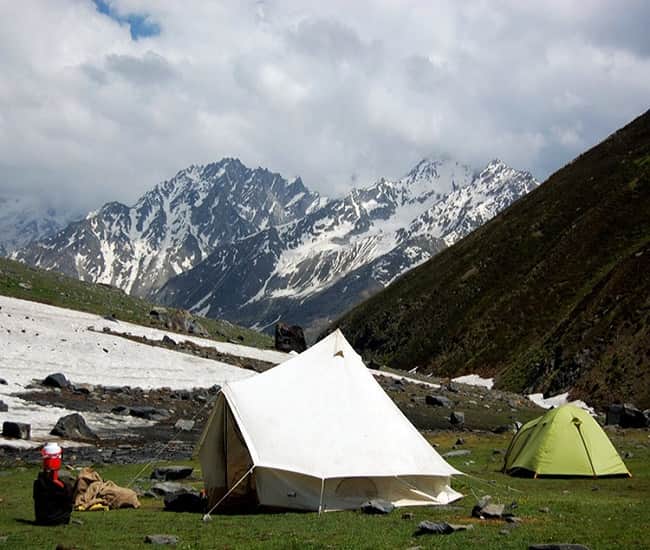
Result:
[33, 472, 74, 526]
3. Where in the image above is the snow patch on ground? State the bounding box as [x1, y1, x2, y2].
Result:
[527, 392, 595, 414]
[452, 374, 495, 389]
[0, 296, 262, 442]
[373, 370, 441, 390]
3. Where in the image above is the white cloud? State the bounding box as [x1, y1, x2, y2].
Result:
[0, 0, 648, 213]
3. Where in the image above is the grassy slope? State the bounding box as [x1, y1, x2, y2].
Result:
[0, 256, 273, 349]
[333, 110, 650, 409]
[0, 431, 647, 549]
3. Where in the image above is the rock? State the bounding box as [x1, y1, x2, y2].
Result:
[472, 496, 504, 519]
[606, 403, 648, 428]
[129, 406, 170, 421]
[443, 450, 471, 458]
[144, 535, 179, 545]
[111, 405, 130, 416]
[162, 335, 176, 347]
[360, 499, 395, 514]
[43, 373, 69, 389]
[455, 438, 465, 445]
[401, 512, 414, 520]
[150, 482, 194, 497]
[2, 421, 31, 439]
[415, 521, 473, 535]
[0, 400, 8, 412]
[73, 383, 94, 395]
[504, 515, 522, 523]
[449, 411, 465, 426]
[528, 545, 592, 550]
[0, 378, 7, 385]
[51, 413, 98, 441]
[425, 395, 452, 407]
[164, 492, 205, 513]
[538, 507, 551, 513]
[174, 419, 195, 432]
[274, 322, 307, 353]
[151, 467, 194, 481]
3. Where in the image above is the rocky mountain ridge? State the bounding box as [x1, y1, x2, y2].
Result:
[15, 156, 538, 334]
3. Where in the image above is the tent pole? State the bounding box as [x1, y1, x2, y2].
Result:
[203, 466, 255, 521]
[318, 478, 325, 515]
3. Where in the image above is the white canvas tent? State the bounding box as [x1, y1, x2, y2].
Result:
[198, 330, 462, 512]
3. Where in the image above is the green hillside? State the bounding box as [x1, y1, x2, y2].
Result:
[0, 256, 273, 349]
[332, 110, 650, 409]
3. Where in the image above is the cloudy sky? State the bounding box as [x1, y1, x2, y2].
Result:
[0, 0, 649, 214]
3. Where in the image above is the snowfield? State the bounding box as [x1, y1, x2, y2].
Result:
[0, 296, 277, 445]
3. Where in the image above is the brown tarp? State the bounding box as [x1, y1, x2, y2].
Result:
[73, 467, 140, 510]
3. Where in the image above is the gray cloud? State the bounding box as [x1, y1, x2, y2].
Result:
[0, 0, 648, 214]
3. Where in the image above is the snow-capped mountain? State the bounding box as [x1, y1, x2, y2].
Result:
[155, 158, 538, 335]
[15, 156, 537, 335]
[14, 159, 322, 296]
[0, 196, 79, 256]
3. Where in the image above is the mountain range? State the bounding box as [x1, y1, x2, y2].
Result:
[13, 156, 538, 335]
[332, 110, 650, 409]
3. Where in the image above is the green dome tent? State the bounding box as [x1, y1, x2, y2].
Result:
[503, 405, 630, 478]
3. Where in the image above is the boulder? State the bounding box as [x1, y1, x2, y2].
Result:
[472, 497, 505, 519]
[2, 421, 31, 439]
[174, 419, 195, 432]
[144, 535, 179, 545]
[164, 491, 205, 513]
[0, 378, 7, 385]
[274, 323, 307, 353]
[449, 411, 465, 427]
[162, 335, 176, 347]
[129, 407, 170, 421]
[415, 521, 473, 535]
[360, 499, 395, 514]
[51, 413, 98, 441]
[151, 467, 194, 481]
[43, 373, 69, 389]
[425, 395, 452, 407]
[0, 400, 8, 412]
[150, 482, 194, 497]
[606, 403, 648, 428]
[111, 405, 130, 416]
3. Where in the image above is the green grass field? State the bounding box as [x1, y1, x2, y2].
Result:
[1, 431, 648, 549]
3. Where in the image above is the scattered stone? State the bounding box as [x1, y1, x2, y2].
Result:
[151, 467, 194, 481]
[73, 383, 94, 395]
[129, 406, 170, 421]
[455, 438, 465, 445]
[43, 373, 69, 389]
[0, 400, 8, 412]
[415, 521, 473, 535]
[500, 528, 510, 536]
[472, 496, 504, 519]
[504, 515, 522, 523]
[539, 507, 551, 513]
[111, 405, 130, 416]
[425, 395, 452, 407]
[360, 499, 395, 514]
[164, 491, 204, 513]
[0, 378, 7, 385]
[443, 450, 471, 458]
[18, 282, 32, 290]
[0, 535, 7, 543]
[401, 512, 414, 520]
[51, 413, 98, 441]
[150, 482, 192, 497]
[71, 518, 84, 525]
[449, 411, 465, 426]
[624, 451, 634, 459]
[144, 535, 179, 545]
[162, 335, 176, 347]
[606, 403, 648, 428]
[174, 419, 195, 432]
[2, 421, 31, 439]
[274, 322, 307, 353]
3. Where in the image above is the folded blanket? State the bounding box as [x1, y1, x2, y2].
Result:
[74, 467, 140, 510]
